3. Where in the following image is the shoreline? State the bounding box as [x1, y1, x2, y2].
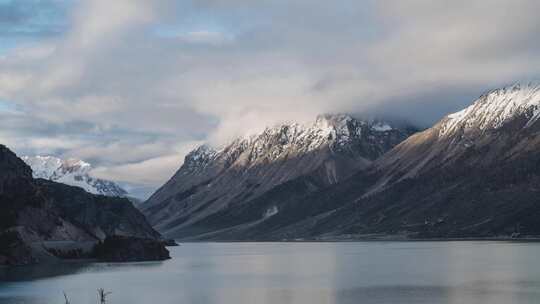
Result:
[4, 236, 540, 268]
[176, 235, 540, 243]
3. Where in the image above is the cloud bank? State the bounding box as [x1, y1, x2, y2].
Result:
[1, 0, 540, 197]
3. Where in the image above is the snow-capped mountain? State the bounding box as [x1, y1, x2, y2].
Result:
[143, 84, 540, 241]
[441, 83, 540, 136]
[369, 83, 540, 190]
[143, 114, 416, 238]
[182, 114, 409, 174]
[287, 83, 540, 240]
[22, 156, 127, 197]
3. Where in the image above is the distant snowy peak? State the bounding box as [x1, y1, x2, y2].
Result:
[22, 156, 127, 197]
[22, 155, 62, 180]
[59, 158, 91, 174]
[182, 114, 409, 173]
[440, 83, 540, 137]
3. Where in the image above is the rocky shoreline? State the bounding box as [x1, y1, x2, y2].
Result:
[1, 233, 171, 266]
[93, 236, 170, 262]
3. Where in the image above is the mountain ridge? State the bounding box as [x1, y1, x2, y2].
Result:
[367, 83, 540, 194]
[143, 114, 417, 238]
[238, 83, 540, 240]
[145, 84, 540, 241]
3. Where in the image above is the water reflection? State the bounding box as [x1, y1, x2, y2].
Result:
[1, 242, 540, 304]
[0, 260, 166, 282]
[0, 262, 88, 282]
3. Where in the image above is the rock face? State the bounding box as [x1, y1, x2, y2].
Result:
[22, 156, 127, 197]
[36, 180, 161, 240]
[0, 145, 164, 266]
[143, 114, 416, 238]
[0, 231, 37, 266]
[0, 146, 39, 233]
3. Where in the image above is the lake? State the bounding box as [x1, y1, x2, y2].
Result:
[1, 241, 540, 304]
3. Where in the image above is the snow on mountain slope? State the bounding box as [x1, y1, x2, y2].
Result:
[143, 114, 416, 238]
[180, 114, 406, 172]
[22, 156, 127, 197]
[195, 83, 540, 241]
[370, 83, 540, 193]
[440, 83, 540, 137]
[297, 83, 540, 239]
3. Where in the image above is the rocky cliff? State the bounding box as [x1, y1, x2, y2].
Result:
[0, 145, 166, 266]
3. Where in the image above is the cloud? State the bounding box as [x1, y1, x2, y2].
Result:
[1, 0, 540, 196]
[157, 28, 235, 45]
[91, 141, 202, 186]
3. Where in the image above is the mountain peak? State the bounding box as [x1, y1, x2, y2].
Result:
[191, 114, 403, 167]
[183, 145, 218, 171]
[315, 113, 395, 133]
[441, 83, 540, 137]
[22, 155, 127, 197]
[314, 113, 353, 126]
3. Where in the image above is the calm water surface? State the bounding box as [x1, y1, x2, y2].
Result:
[1, 242, 540, 304]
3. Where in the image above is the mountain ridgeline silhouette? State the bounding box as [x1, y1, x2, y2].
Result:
[144, 84, 540, 240]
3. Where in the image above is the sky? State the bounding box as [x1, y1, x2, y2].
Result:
[1, 0, 540, 198]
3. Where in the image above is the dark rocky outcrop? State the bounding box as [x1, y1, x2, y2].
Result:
[0, 231, 37, 266]
[162, 239, 180, 246]
[35, 180, 161, 240]
[0, 145, 165, 266]
[93, 236, 170, 262]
